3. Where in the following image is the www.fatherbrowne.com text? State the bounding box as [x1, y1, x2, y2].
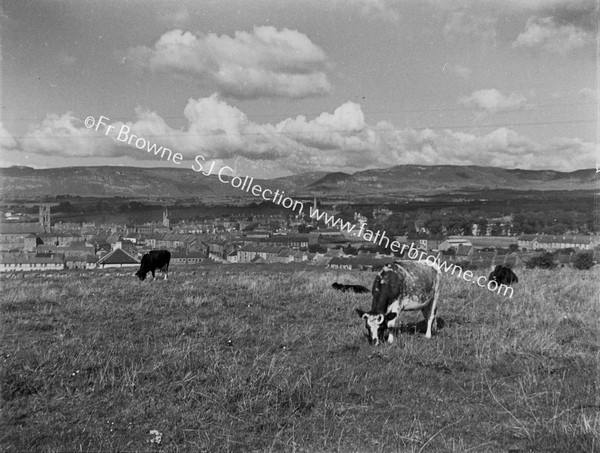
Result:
[84, 114, 514, 298]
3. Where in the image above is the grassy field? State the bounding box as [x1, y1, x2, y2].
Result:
[1, 264, 598, 452]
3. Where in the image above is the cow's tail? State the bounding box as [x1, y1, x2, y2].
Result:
[425, 264, 442, 339]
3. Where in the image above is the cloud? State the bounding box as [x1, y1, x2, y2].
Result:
[327, 0, 400, 22]
[512, 16, 592, 54]
[19, 113, 116, 157]
[460, 89, 528, 113]
[126, 26, 332, 99]
[443, 11, 497, 44]
[0, 121, 17, 152]
[13, 95, 596, 173]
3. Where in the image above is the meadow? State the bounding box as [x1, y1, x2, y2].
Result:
[1, 263, 598, 452]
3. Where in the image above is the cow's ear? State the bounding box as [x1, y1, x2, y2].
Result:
[355, 308, 366, 318]
[385, 312, 397, 322]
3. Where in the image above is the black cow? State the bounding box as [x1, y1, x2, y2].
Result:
[488, 265, 518, 286]
[356, 261, 441, 345]
[331, 282, 370, 294]
[136, 250, 171, 281]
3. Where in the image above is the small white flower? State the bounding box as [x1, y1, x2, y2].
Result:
[148, 429, 163, 445]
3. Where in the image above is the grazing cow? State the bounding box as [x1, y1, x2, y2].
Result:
[135, 250, 171, 281]
[331, 282, 370, 294]
[356, 261, 441, 345]
[488, 265, 518, 286]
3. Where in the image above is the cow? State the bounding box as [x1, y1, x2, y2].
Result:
[135, 250, 171, 281]
[488, 265, 518, 286]
[356, 261, 441, 345]
[331, 282, 370, 294]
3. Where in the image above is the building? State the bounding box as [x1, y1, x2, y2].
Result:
[170, 251, 205, 265]
[236, 245, 287, 263]
[0, 222, 45, 252]
[439, 238, 473, 251]
[96, 248, 140, 268]
[518, 235, 597, 251]
[0, 253, 64, 272]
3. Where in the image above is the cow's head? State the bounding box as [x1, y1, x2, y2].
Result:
[135, 269, 147, 281]
[355, 308, 397, 345]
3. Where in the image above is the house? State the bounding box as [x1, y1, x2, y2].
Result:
[96, 248, 140, 268]
[327, 257, 353, 270]
[0, 222, 45, 252]
[65, 253, 98, 269]
[518, 235, 597, 251]
[439, 238, 473, 251]
[454, 245, 474, 260]
[170, 251, 205, 265]
[226, 251, 238, 263]
[38, 232, 82, 247]
[264, 235, 310, 250]
[327, 255, 395, 271]
[236, 245, 286, 263]
[0, 253, 64, 272]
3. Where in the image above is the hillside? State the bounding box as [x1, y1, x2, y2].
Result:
[2, 265, 598, 451]
[0, 165, 597, 200]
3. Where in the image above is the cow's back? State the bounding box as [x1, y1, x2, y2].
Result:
[371, 261, 438, 312]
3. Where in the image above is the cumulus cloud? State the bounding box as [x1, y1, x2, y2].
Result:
[460, 89, 528, 113]
[10, 96, 596, 173]
[512, 16, 591, 54]
[20, 113, 116, 157]
[443, 12, 497, 44]
[126, 26, 332, 99]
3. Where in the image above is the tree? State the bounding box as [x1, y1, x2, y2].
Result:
[573, 251, 594, 270]
[525, 252, 556, 269]
[342, 244, 359, 256]
[308, 244, 327, 254]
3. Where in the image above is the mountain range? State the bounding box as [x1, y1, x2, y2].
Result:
[0, 165, 597, 200]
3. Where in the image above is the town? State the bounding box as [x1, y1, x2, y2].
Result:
[1, 200, 598, 274]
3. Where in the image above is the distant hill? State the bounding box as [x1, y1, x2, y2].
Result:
[0, 165, 596, 200]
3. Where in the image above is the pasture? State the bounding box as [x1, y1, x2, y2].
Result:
[1, 264, 598, 452]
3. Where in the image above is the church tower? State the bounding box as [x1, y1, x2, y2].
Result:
[39, 204, 51, 232]
[163, 208, 170, 228]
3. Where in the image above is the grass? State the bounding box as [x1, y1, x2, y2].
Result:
[1, 264, 598, 452]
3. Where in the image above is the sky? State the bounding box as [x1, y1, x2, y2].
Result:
[1, 0, 598, 178]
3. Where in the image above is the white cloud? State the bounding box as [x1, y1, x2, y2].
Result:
[0, 121, 17, 152]
[443, 11, 497, 44]
[460, 89, 528, 113]
[20, 113, 116, 157]
[512, 16, 591, 54]
[12, 97, 596, 173]
[126, 26, 332, 99]
[327, 0, 400, 22]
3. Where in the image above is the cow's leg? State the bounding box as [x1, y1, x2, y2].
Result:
[422, 304, 436, 339]
[386, 299, 400, 330]
[423, 269, 441, 339]
[151, 269, 156, 281]
[164, 264, 168, 280]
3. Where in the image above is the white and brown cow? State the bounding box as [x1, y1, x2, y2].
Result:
[356, 260, 441, 345]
